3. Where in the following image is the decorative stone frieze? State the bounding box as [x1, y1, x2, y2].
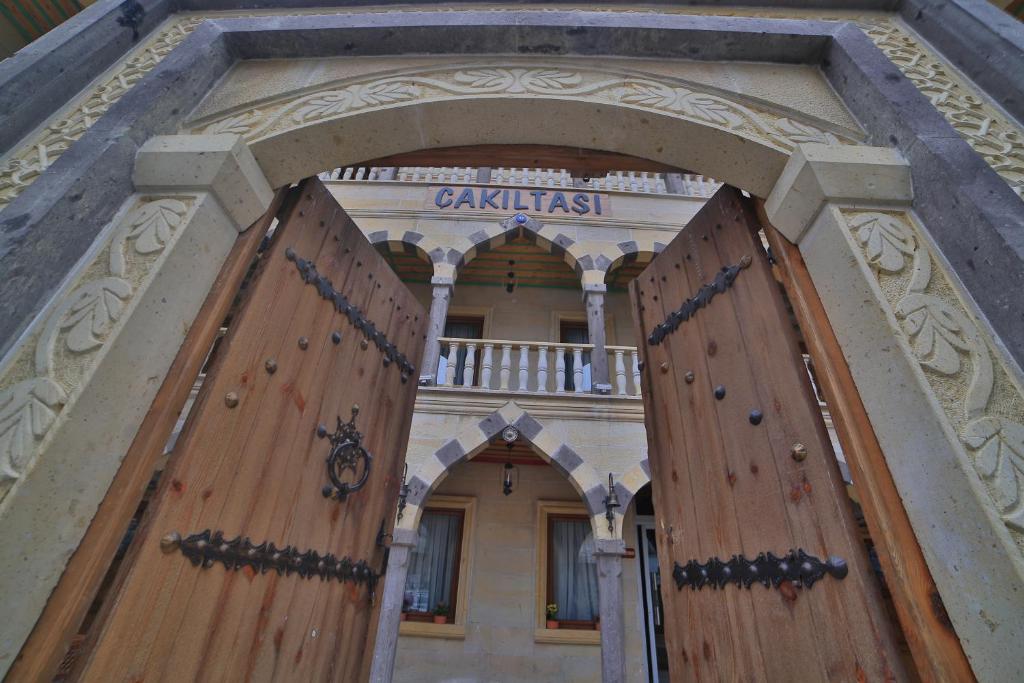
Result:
[1, 9, 1020, 212]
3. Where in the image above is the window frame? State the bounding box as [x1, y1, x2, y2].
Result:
[535, 501, 602, 646]
[400, 495, 476, 640]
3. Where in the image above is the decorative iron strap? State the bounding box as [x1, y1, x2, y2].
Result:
[647, 255, 751, 346]
[318, 405, 372, 501]
[162, 529, 381, 594]
[672, 549, 848, 591]
[285, 247, 416, 382]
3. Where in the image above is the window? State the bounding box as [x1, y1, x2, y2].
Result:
[400, 496, 475, 639]
[536, 502, 601, 645]
[559, 320, 591, 392]
[437, 316, 484, 386]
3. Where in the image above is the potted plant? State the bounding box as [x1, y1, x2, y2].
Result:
[433, 602, 449, 624]
[545, 603, 559, 629]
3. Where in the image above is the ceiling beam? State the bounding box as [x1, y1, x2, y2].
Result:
[357, 145, 685, 175]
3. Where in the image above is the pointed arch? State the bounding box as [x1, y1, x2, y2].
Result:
[398, 400, 612, 539]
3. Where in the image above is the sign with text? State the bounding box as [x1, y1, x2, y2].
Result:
[428, 185, 610, 217]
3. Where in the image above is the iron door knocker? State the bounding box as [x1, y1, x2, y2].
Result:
[317, 405, 372, 501]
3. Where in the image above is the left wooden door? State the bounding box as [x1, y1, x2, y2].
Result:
[75, 178, 427, 681]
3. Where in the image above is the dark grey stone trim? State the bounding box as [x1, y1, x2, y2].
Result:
[613, 481, 631, 507]
[617, 240, 638, 255]
[551, 443, 583, 474]
[824, 22, 1024, 362]
[0, 21, 233, 361]
[367, 230, 388, 243]
[401, 230, 424, 245]
[434, 439, 466, 468]
[900, 0, 1024, 124]
[583, 484, 606, 516]
[640, 458, 651, 479]
[595, 254, 613, 271]
[428, 246, 446, 264]
[512, 413, 543, 442]
[467, 229, 490, 247]
[0, 0, 173, 153]
[576, 255, 595, 271]
[405, 474, 432, 506]
[477, 411, 508, 441]
[653, 241, 667, 253]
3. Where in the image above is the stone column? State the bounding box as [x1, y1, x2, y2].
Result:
[584, 285, 611, 393]
[595, 538, 626, 683]
[419, 278, 453, 385]
[664, 172, 685, 194]
[369, 528, 417, 683]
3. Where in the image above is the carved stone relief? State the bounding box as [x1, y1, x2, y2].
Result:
[843, 210, 1024, 548]
[191, 64, 854, 153]
[0, 196, 195, 497]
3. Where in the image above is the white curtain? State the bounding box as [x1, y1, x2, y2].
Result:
[437, 320, 480, 385]
[551, 519, 599, 620]
[404, 511, 460, 613]
[561, 325, 592, 391]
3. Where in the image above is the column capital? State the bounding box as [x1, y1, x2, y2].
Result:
[391, 527, 418, 547]
[764, 143, 912, 244]
[593, 538, 627, 556]
[133, 134, 273, 232]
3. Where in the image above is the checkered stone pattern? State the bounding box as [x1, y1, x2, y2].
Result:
[398, 400, 612, 537]
[365, 228, 458, 270]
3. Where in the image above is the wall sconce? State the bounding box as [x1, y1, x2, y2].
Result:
[396, 463, 410, 522]
[603, 473, 621, 534]
[506, 259, 517, 293]
[501, 426, 520, 496]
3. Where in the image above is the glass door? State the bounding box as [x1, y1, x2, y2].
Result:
[636, 516, 669, 683]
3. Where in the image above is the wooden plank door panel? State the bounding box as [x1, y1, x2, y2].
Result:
[630, 186, 906, 681]
[76, 178, 426, 682]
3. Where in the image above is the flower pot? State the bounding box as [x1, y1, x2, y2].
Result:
[400, 612, 408, 622]
[433, 615, 448, 624]
[594, 620, 601, 631]
[546, 620, 560, 629]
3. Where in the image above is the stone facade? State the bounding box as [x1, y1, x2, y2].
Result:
[0, 2, 1022, 681]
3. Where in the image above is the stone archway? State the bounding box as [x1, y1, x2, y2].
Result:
[2, 44, 1022, 682]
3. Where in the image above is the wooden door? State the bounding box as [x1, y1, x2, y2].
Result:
[630, 186, 907, 681]
[76, 178, 426, 681]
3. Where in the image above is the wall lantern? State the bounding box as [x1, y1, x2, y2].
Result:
[501, 426, 520, 496]
[506, 258, 517, 294]
[396, 463, 410, 522]
[604, 473, 621, 534]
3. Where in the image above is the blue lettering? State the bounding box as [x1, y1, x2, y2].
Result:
[572, 193, 591, 215]
[453, 187, 476, 209]
[548, 192, 570, 214]
[530, 190, 546, 211]
[480, 189, 501, 209]
[594, 194, 603, 215]
[502, 189, 510, 210]
[435, 187, 454, 208]
[513, 191, 529, 210]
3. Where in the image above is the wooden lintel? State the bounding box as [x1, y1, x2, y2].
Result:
[356, 145, 685, 176]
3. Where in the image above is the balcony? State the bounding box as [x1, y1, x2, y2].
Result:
[435, 338, 641, 397]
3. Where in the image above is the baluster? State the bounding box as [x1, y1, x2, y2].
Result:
[444, 342, 460, 387]
[631, 350, 641, 395]
[547, 168, 556, 187]
[614, 349, 627, 395]
[463, 342, 477, 387]
[537, 346, 549, 393]
[342, 167, 354, 180]
[617, 171, 626, 191]
[367, 167, 378, 181]
[480, 344, 494, 389]
[355, 167, 366, 180]
[500, 344, 513, 390]
[518, 344, 530, 391]
[572, 346, 584, 393]
[555, 346, 566, 393]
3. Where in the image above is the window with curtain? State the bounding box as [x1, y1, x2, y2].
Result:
[403, 508, 465, 617]
[559, 320, 591, 392]
[436, 317, 483, 386]
[547, 515, 600, 625]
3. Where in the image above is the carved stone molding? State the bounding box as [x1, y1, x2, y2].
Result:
[842, 210, 1024, 545]
[0, 196, 195, 497]
[191, 64, 855, 154]
[0, 9, 1021, 212]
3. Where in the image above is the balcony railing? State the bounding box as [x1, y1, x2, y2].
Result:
[434, 337, 641, 397]
[319, 165, 721, 198]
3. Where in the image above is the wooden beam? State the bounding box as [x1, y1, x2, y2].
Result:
[758, 202, 975, 683]
[6, 189, 289, 683]
[357, 145, 685, 175]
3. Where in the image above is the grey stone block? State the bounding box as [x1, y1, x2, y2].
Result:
[551, 443, 583, 474]
[477, 411, 508, 441]
[434, 439, 466, 468]
[513, 413, 543, 442]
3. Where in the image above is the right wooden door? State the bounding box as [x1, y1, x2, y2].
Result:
[630, 186, 907, 681]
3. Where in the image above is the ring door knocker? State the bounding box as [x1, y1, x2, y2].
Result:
[317, 405, 372, 501]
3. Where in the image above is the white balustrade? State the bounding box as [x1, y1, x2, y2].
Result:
[435, 338, 640, 396]
[323, 165, 720, 199]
